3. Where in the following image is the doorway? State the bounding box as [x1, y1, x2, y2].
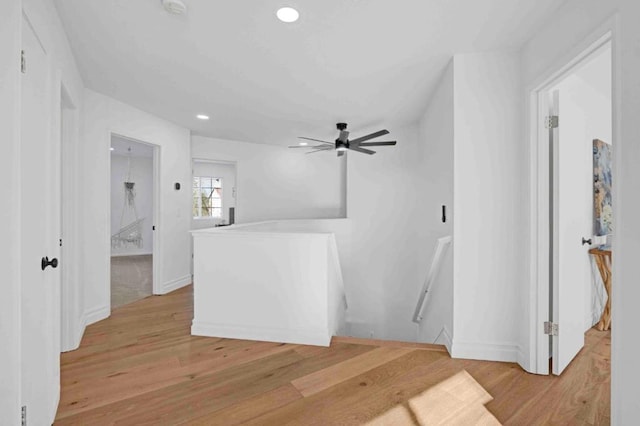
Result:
[110, 135, 158, 309]
[531, 35, 613, 376]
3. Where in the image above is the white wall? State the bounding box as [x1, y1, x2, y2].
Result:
[521, 1, 640, 422]
[0, 0, 23, 422]
[416, 61, 455, 347]
[192, 161, 237, 229]
[191, 135, 346, 222]
[82, 89, 192, 321]
[110, 153, 154, 256]
[451, 52, 525, 362]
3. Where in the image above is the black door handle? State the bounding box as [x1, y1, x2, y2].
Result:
[582, 237, 592, 246]
[41, 256, 58, 271]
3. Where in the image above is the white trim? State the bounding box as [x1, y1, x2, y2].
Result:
[84, 305, 110, 326]
[527, 21, 617, 375]
[451, 340, 520, 363]
[59, 82, 82, 353]
[435, 326, 453, 355]
[191, 321, 331, 347]
[152, 144, 162, 295]
[110, 252, 153, 258]
[517, 346, 529, 372]
[161, 274, 192, 294]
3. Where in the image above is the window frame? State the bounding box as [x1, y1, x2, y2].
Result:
[193, 176, 223, 219]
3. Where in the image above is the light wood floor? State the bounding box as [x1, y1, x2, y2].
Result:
[55, 286, 610, 425]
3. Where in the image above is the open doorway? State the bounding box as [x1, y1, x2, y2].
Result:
[110, 135, 157, 309]
[531, 35, 613, 376]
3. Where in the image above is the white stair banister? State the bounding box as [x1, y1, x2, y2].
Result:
[412, 236, 452, 323]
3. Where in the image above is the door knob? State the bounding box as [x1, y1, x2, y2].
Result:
[41, 256, 58, 271]
[582, 237, 592, 246]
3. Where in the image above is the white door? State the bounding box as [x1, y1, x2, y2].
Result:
[21, 17, 61, 424]
[551, 86, 592, 375]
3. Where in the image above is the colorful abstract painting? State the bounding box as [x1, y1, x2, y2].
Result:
[593, 139, 613, 235]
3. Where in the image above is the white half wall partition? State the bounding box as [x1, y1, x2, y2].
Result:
[191, 220, 348, 346]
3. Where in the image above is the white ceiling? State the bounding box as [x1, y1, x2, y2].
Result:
[55, 0, 567, 146]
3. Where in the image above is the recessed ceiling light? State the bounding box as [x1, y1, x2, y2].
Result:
[196, 114, 210, 120]
[299, 142, 308, 146]
[277, 7, 299, 23]
[110, 147, 115, 151]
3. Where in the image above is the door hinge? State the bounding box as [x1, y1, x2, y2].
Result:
[545, 115, 559, 129]
[21, 405, 26, 426]
[544, 321, 559, 336]
[21, 50, 26, 74]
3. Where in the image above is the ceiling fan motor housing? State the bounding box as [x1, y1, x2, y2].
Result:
[335, 123, 349, 150]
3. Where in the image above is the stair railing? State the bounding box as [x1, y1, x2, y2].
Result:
[412, 236, 452, 323]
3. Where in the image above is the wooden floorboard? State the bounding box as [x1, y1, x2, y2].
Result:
[55, 285, 610, 425]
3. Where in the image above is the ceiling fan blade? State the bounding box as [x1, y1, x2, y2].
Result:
[338, 130, 350, 142]
[337, 150, 345, 157]
[306, 147, 334, 154]
[288, 145, 328, 149]
[298, 137, 333, 145]
[350, 129, 389, 145]
[348, 146, 376, 155]
[357, 141, 397, 147]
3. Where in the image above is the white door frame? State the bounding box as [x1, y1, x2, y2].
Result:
[60, 83, 82, 352]
[108, 133, 163, 306]
[527, 22, 618, 375]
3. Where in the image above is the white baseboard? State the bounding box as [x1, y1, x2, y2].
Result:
[435, 326, 453, 355]
[516, 346, 530, 372]
[161, 274, 192, 294]
[111, 252, 153, 258]
[191, 321, 331, 347]
[84, 305, 110, 326]
[451, 340, 520, 363]
[71, 313, 87, 351]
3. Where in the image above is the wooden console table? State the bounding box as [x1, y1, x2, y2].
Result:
[589, 247, 612, 331]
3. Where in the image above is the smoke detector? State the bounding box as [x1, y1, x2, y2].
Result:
[162, 0, 187, 15]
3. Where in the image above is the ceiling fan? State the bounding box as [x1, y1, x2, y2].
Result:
[290, 123, 397, 156]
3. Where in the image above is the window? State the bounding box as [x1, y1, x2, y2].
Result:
[193, 176, 223, 218]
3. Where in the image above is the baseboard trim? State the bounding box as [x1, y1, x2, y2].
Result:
[72, 313, 87, 350]
[451, 340, 520, 363]
[516, 346, 529, 372]
[110, 252, 153, 258]
[191, 321, 331, 347]
[84, 305, 110, 327]
[436, 326, 453, 355]
[162, 274, 192, 294]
